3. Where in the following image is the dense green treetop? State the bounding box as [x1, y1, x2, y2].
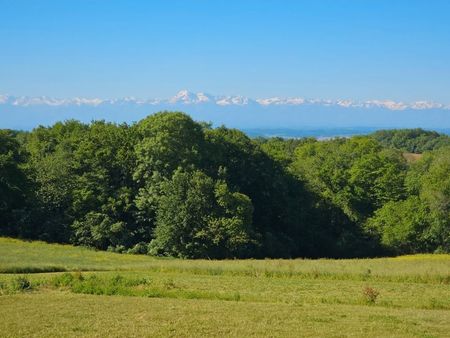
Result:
[371, 128, 450, 153]
[1, 113, 448, 257]
[291, 137, 406, 222]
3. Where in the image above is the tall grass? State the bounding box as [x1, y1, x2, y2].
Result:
[1, 238, 449, 284]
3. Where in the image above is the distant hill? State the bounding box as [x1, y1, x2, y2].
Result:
[371, 128, 450, 153]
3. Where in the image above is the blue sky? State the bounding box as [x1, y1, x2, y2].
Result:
[1, 0, 450, 103]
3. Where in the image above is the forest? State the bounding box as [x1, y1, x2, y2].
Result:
[1, 112, 449, 258]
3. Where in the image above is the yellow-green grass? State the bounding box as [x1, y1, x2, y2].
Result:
[1, 237, 449, 282]
[1, 237, 450, 337]
[402, 152, 423, 163]
[2, 292, 450, 338]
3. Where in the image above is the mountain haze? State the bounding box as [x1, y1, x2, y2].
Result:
[1, 90, 449, 131]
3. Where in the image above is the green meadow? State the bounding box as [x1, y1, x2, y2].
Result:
[1, 237, 450, 337]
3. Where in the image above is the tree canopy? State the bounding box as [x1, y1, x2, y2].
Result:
[1, 112, 448, 257]
[371, 128, 450, 153]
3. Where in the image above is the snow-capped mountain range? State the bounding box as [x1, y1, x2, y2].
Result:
[0, 90, 448, 111]
[1, 90, 450, 131]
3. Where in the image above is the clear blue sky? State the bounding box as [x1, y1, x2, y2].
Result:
[1, 0, 450, 103]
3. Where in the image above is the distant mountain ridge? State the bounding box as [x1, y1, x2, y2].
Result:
[1, 90, 450, 130]
[1, 89, 449, 110]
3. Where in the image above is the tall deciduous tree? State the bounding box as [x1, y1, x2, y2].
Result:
[149, 169, 257, 258]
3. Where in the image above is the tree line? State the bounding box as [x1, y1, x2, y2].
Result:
[1, 112, 448, 258]
[371, 128, 450, 153]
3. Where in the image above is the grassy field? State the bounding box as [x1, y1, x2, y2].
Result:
[1, 238, 449, 337]
[402, 152, 424, 163]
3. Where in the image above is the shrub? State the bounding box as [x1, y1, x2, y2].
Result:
[52, 272, 74, 287]
[127, 242, 148, 255]
[10, 276, 32, 291]
[362, 286, 379, 304]
[107, 245, 126, 253]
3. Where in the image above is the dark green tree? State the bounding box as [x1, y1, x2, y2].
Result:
[203, 127, 314, 257]
[24, 121, 88, 241]
[291, 137, 406, 222]
[133, 112, 206, 238]
[371, 128, 450, 153]
[70, 121, 140, 249]
[367, 147, 450, 254]
[149, 169, 257, 258]
[0, 130, 29, 236]
[365, 197, 432, 254]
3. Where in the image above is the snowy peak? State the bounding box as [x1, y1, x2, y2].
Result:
[169, 90, 197, 104]
[216, 95, 253, 106]
[0, 95, 105, 107]
[168, 90, 253, 105]
[0, 94, 9, 104]
[410, 101, 444, 110]
[169, 90, 214, 104]
[196, 92, 213, 103]
[257, 97, 306, 106]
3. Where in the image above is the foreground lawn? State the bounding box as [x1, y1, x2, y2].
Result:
[1, 237, 449, 337]
[2, 292, 450, 338]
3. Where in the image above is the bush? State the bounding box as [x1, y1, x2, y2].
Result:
[362, 286, 379, 304]
[127, 242, 148, 255]
[107, 245, 126, 253]
[10, 276, 32, 291]
[64, 273, 150, 296]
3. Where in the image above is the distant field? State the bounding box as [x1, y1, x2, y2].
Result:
[403, 152, 423, 162]
[1, 238, 449, 337]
